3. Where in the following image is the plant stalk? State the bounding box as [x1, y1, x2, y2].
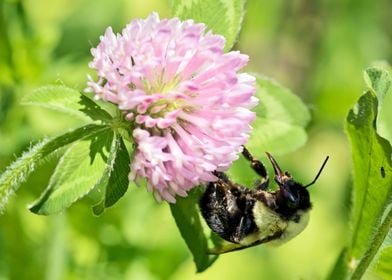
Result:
[350, 206, 392, 279]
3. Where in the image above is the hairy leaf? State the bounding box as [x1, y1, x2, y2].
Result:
[86, 128, 114, 164]
[92, 134, 130, 215]
[359, 66, 392, 279]
[22, 85, 112, 122]
[170, 188, 218, 272]
[346, 91, 392, 278]
[171, 0, 246, 51]
[29, 139, 108, 215]
[21, 85, 89, 120]
[78, 95, 113, 122]
[0, 124, 107, 211]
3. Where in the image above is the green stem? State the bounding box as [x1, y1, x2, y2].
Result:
[351, 206, 392, 279]
[45, 214, 67, 280]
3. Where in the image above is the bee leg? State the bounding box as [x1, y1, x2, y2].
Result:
[232, 217, 246, 243]
[253, 179, 269, 190]
[242, 146, 269, 190]
[212, 171, 230, 183]
[232, 215, 254, 243]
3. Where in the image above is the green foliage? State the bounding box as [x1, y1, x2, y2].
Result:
[2, 83, 133, 216]
[347, 92, 391, 261]
[0, 138, 50, 212]
[0, 123, 107, 211]
[21, 85, 90, 121]
[170, 0, 245, 51]
[92, 133, 130, 215]
[327, 66, 392, 279]
[79, 94, 113, 122]
[364, 67, 392, 146]
[29, 139, 108, 215]
[22, 85, 113, 122]
[86, 127, 114, 164]
[228, 75, 311, 186]
[247, 75, 310, 155]
[170, 188, 218, 273]
[348, 67, 392, 280]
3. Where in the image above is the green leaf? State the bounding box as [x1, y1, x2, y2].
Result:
[29, 138, 108, 215]
[79, 95, 113, 122]
[92, 133, 130, 215]
[346, 91, 392, 278]
[364, 67, 392, 145]
[0, 124, 107, 211]
[170, 188, 218, 272]
[22, 85, 113, 122]
[86, 127, 114, 164]
[22, 85, 90, 121]
[170, 0, 246, 51]
[247, 75, 311, 155]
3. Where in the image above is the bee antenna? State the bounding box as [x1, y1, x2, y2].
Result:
[304, 156, 329, 188]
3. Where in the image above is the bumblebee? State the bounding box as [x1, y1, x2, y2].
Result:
[200, 147, 328, 254]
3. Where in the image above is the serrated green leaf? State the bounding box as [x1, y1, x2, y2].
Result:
[103, 136, 130, 207]
[346, 91, 392, 278]
[170, 0, 246, 51]
[247, 75, 311, 155]
[87, 128, 114, 164]
[364, 67, 392, 145]
[21, 85, 89, 121]
[0, 124, 107, 211]
[29, 139, 108, 215]
[170, 188, 218, 272]
[79, 95, 113, 122]
[92, 134, 130, 215]
[22, 85, 113, 122]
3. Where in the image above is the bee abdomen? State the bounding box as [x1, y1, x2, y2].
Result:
[200, 181, 257, 243]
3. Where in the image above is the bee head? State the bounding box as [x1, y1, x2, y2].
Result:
[266, 153, 318, 210]
[278, 179, 310, 210]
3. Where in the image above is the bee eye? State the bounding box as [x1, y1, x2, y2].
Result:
[281, 185, 300, 208]
[287, 197, 299, 208]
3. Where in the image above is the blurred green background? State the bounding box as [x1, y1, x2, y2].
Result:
[0, 0, 391, 279]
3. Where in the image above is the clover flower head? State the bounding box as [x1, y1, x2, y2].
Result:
[87, 12, 257, 202]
